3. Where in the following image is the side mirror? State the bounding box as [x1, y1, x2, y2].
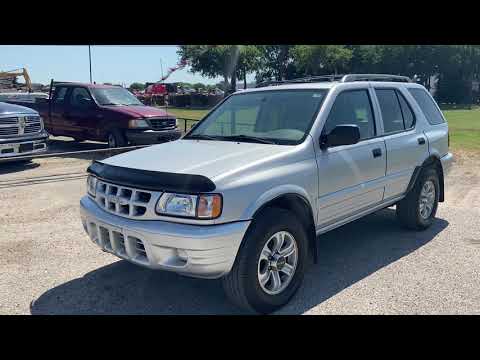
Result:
[320, 124, 360, 149]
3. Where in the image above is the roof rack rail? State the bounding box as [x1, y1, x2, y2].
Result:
[341, 74, 411, 83]
[255, 75, 345, 88]
[255, 74, 411, 88]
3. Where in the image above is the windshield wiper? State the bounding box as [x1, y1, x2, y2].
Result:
[220, 135, 276, 144]
[184, 134, 219, 141]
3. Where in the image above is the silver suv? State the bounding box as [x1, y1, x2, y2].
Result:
[80, 74, 453, 314]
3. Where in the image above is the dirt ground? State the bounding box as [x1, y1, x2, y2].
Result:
[0, 139, 479, 314]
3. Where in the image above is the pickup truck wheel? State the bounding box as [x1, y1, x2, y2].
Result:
[222, 207, 308, 314]
[397, 167, 440, 230]
[107, 129, 127, 148]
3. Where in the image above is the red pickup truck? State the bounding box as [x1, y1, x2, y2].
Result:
[29, 82, 182, 147]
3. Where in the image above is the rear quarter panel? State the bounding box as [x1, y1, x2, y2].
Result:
[425, 123, 449, 159]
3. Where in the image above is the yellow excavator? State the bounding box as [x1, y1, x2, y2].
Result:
[0, 68, 33, 92]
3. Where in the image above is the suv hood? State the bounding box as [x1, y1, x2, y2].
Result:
[101, 105, 174, 119]
[100, 139, 293, 180]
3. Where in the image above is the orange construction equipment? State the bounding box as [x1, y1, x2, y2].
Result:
[0, 68, 33, 92]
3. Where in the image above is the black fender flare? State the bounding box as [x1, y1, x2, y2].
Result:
[251, 193, 318, 264]
[405, 156, 445, 202]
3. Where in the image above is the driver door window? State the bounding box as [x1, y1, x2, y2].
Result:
[323, 90, 376, 141]
[70, 87, 92, 109]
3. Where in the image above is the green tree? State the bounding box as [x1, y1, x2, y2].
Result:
[292, 45, 353, 76]
[254, 45, 295, 83]
[177, 45, 260, 95]
[192, 82, 206, 90]
[129, 82, 145, 91]
[435, 45, 480, 104]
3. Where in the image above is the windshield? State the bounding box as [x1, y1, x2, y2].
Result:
[185, 89, 327, 145]
[91, 87, 143, 106]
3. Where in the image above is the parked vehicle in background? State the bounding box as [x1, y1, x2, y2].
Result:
[0, 102, 48, 160]
[80, 74, 453, 313]
[25, 82, 181, 147]
[0, 92, 49, 104]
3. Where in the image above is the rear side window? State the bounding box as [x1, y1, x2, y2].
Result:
[408, 88, 445, 125]
[324, 90, 376, 140]
[397, 92, 415, 129]
[376, 89, 404, 133]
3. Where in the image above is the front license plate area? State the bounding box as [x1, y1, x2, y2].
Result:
[19, 143, 34, 152]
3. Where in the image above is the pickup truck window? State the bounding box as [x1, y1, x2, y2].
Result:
[54, 87, 68, 105]
[186, 89, 327, 145]
[91, 87, 143, 106]
[324, 90, 375, 140]
[71, 87, 92, 108]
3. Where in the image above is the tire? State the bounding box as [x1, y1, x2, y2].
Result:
[222, 207, 309, 314]
[397, 167, 440, 230]
[107, 129, 127, 148]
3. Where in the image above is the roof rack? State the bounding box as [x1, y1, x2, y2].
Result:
[341, 74, 411, 83]
[255, 74, 411, 88]
[255, 75, 344, 88]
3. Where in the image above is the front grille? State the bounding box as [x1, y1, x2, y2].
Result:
[0, 116, 42, 137]
[0, 117, 19, 136]
[148, 117, 176, 130]
[95, 180, 154, 218]
[24, 116, 42, 134]
[134, 238, 148, 260]
[0, 117, 18, 125]
[86, 221, 150, 264]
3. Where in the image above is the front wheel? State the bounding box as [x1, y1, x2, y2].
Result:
[397, 167, 440, 230]
[107, 129, 127, 148]
[222, 207, 308, 314]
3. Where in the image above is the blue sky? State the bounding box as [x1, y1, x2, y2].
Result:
[0, 45, 255, 86]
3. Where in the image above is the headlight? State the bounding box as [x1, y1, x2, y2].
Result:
[87, 175, 97, 197]
[156, 193, 222, 219]
[128, 119, 150, 128]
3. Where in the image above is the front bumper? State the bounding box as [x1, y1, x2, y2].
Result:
[0, 131, 48, 159]
[80, 196, 250, 279]
[125, 128, 182, 145]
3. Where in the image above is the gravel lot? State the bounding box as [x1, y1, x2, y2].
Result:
[0, 139, 479, 315]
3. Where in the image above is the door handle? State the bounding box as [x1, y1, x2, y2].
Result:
[418, 137, 426, 145]
[372, 148, 382, 158]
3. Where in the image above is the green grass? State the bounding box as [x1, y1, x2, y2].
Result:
[162, 106, 480, 152]
[162, 107, 210, 120]
[158, 107, 210, 131]
[443, 108, 480, 151]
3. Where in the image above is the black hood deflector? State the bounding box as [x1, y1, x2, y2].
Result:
[87, 161, 216, 193]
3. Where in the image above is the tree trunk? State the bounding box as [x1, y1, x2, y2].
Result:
[244, 66, 247, 89]
[230, 74, 237, 94]
[223, 75, 229, 98]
